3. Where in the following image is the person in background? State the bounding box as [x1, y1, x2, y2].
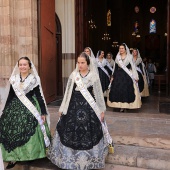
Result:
[108, 43, 141, 112]
[147, 58, 157, 88]
[106, 52, 115, 70]
[143, 57, 148, 68]
[132, 49, 149, 97]
[96, 50, 113, 94]
[84, 47, 98, 75]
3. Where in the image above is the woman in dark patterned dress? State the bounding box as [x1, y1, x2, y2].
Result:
[0, 57, 50, 169]
[132, 48, 144, 93]
[48, 52, 112, 170]
[108, 44, 141, 112]
[132, 48, 149, 97]
[106, 52, 115, 69]
[96, 50, 113, 94]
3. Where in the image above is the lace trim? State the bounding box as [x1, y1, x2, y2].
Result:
[11, 82, 50, 147]
[59, 69, 106, 115]
[10, 74, 38, 95]
[0, 97, 38, 152]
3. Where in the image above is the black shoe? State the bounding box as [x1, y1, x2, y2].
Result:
[6, 161, 17, 169]
[124, 109, 127, 112]
[120, 108, 124, 112]
[28, 160, 35, 164]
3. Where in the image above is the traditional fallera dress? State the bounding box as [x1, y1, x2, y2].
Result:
[96, 57, 113, 94]
[133, 51, 149, 97]
[48, 62, 112, 170]
[107, 58, 115, 69]
[108, 46, 141, 109]
[133, 58, 144, 93]
[84, 47, 99, 75]
[0, 61, 50, 161]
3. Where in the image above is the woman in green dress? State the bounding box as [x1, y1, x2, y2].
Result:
[0, 57, 50, 169]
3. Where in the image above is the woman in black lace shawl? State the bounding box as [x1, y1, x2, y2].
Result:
[48, 52, 111, 170]
[108, 44, 141, 112]
[0, 57, 50, 169]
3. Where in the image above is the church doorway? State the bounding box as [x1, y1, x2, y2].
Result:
[55, 14, 63, 96]
[38, 0, 57, 103]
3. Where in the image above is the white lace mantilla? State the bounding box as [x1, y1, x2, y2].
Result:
[59, 71, 106, 115]
[10, 74, 38, 94]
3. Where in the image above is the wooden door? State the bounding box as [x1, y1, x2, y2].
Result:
[56, 14, 63, 96]
[39, 0, 57, 103]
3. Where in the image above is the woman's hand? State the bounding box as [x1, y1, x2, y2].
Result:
[58, 112, 62, 117]
[101, 112, 104, 122]
[41, 115, 46, 123]
[110, 76, 114, 83]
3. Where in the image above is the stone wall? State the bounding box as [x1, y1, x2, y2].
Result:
[0, 0, 38, 108]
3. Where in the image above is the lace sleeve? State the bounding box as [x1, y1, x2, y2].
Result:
[141, 62, 146, 77]
[34, 85, 47, 115]
[130, 59, 139, 80]
[93, 74, 106, 113]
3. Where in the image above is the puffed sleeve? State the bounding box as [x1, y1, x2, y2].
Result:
[34, 85, 47, 115]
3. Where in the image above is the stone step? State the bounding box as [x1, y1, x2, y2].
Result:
[105, 111, 170, 150]
[46, 107, 170, 170]
[102, 164, 152, 170]
[4, 144, 169, 170]
[3, 108, 169, 170]
[106, 144, 170, 170]
[3, 161, 151, 170]
[3, 158, 60, 170]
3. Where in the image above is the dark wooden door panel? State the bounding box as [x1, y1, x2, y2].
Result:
[39, 0, 57, 103]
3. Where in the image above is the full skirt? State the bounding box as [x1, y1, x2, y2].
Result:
[0, 96, 50, 161]
[47, 90, 108, 170]
[108, 69, 141, 109]
[141, 75, 149, 97]
[98, 67, 110, 93]
[137, 71, 144, 93]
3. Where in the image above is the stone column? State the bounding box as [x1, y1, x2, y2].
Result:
[55, 0, 75, 90]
